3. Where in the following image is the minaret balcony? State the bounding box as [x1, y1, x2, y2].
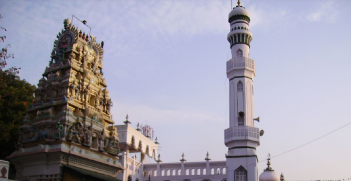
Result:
[226, 57, 255, 73]
[224, 126, 260, 144]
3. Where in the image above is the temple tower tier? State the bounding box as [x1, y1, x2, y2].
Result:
[7, 18, 123, 181]
[225, 1, 261, 181]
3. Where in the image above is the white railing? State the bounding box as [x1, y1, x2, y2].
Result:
[226, 57, 255, 72]
[143, 161, 226, 177]
[224, 126, 259, 143]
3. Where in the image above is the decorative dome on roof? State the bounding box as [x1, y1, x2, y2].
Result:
[228, 0, 251, 23]
[260, 171, 280, 181]
[259, 154, 280, 181]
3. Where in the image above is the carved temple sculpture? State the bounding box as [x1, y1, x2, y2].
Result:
[7, 18, 124, 181]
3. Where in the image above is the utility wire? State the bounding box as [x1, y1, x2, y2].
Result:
[145, 122, 351, 181]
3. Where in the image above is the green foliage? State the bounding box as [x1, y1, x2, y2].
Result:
[1, 14, 17, 75]
[0, 71, 35, 159]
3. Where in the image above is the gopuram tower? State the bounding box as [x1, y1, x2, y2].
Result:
[8, 18, 123, 180]
[224, 1, 261, 181]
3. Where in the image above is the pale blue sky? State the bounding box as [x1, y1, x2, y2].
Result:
[1, 0, 351, 179]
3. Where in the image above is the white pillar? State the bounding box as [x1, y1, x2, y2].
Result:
[206, 160, 210, 175]
[0, 160, 9, 181]
[157, 162, 161, 176]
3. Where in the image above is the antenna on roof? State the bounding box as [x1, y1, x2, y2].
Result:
[71, 15, 92, 36]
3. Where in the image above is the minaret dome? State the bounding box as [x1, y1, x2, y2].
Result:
[228, 3, 250, 24]
[227, 0, 253, 58]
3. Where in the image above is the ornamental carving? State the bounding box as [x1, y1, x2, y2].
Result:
[10, 17, 122, 181]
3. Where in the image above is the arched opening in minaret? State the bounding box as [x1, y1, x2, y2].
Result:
[234, 34, 237, 44]
[237, 81, 243, 92]
[234, 166, 247, 181]
[236, 49, 243, 57]
[237, 81, 244, 126]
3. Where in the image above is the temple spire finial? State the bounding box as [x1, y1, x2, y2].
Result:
[237, 0, 241, 6]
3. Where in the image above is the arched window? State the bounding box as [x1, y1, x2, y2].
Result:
[234, 166, 247, 181]
[237, 81, 243, 92]
[236, 49, 243, 57]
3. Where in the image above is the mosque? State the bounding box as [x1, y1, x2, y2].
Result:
[1, 1, 284, 181]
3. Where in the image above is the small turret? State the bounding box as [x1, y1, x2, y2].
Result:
[156, 154, 162, 163]
[259, 154, 280, 181]
[180, 153, 186, 162]
[205, 151, 211, 161]
[124, 114, 131, 124]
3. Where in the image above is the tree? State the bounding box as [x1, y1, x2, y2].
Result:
[0, 14, 35, 160]
[0, 72, 35, 159]
[0, 14, 17, 75]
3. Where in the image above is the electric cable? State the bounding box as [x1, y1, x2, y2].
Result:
[142, 121, 351, 181]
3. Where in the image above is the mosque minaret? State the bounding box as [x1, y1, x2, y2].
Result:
[224, 1, 261, 181]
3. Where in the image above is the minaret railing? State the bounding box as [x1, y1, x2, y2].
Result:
[224, 126, 259, 143]
[226, 57, 255, 72]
